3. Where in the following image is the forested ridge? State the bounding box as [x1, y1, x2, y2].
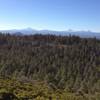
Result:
[0, 33, 100, 100]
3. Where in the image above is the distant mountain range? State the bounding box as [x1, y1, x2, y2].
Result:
[0, 28, 100, 38]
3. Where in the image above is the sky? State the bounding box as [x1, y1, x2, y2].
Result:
[0, 0, 100, 32]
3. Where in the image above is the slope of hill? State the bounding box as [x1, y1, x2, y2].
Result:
[0, 33, 99, 99]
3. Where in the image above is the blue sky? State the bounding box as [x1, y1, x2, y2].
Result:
[0, 0, 100, 32]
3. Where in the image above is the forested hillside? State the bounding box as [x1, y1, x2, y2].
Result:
[0, 33, 100, 99]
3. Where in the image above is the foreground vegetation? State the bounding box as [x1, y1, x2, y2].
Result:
[0, 77, 100, 100]
[0, 33, 100, 99]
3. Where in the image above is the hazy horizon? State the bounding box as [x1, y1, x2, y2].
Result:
[0, 27, 100, 33]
